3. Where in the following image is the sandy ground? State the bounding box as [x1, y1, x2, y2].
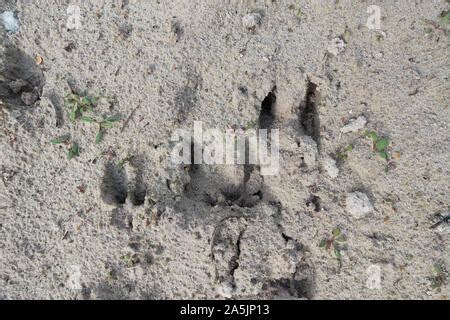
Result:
[0, 0, 449, 299]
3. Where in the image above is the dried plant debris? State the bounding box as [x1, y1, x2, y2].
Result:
[430, 212, 449, 230]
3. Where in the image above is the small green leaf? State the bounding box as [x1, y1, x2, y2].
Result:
[440, 11, 450, 25]
[433, 264, 443, 275]
[68, 143, 80, 160]
[80, 96, 92, 106]
[81, 116, 95, 123]
[95, 130, 105, 144]
[337, 144, 354, 161]
[379, 150, 389, 160]
[106, 115, 121, 123]
[375, 137, 389, 152]
[102, 121, 113, 129]
[69, 106, 78, 121]
[51, 135, 69, 145]
[345, 144, 354, 152]
[335, 234, 347, 243]
[66, 93, 79, 104]
[337, 152, 347, 161]
[334, 247, 342, 259]
[319, 239, 327, 248]
[332, 227, 341, 237]
[364, 130, 378, 141]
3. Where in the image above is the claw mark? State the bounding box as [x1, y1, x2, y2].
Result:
[258, 87, 277, 130]
[300, 80, 320, 145]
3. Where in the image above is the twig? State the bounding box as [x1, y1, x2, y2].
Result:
[61, 230, 69, 240]
[423, 19, 446, 32]
[121, 103, 140, 133]
[430, 214, 449, 229]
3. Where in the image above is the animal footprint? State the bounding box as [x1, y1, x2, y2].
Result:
[100, 162, 127, 206]
[125, 156, 147, 206]
[100, 157, 147, 206]
[211, 217, 247, 298]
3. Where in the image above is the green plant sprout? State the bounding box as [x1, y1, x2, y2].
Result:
[336, 144, 354, 161]
[51, 135, 80, 160]
[65, 93, 99, 121]
[364, 130, 390, 160]
[319, 227, 347, 263]
[105, 267, 118, 283]
[121, 253, 139, 268]
[423, 11, 450, 42]
[288, 3, 303, 20]
[441, 11, 450, 25]
[81, 114, 121, 144]
[430, 262, 447, 292]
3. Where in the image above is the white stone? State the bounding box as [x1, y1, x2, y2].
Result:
[216, 281, 233, 298]
[322, 155, 339, 179]
[374, 52, 383, 59]
[340, 116, 367, 134]
[327, 37, 345, 56]
[1, 11, 19, 33]
[242, 13, 261, 29]
[346, 192, 373, 219]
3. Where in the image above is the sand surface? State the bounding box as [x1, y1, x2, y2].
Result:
[0, 0, 449, 299]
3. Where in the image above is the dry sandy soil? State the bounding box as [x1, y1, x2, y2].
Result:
[0, 0, 449, 299]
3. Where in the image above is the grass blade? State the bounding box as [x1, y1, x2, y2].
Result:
[95, 129, 104, 144]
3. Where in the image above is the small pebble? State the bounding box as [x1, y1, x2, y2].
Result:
[216, 281, 233, 298]
[340, 116, 367, 134]
[322, 155, 339, 179]
[327, 37, 345, 56]
[242, 13, 261, 30]
[1, 11, 19, 33]
[374, 52, 383, 59]
[35, 55, 44, 65]
[346, 191, 374, 219]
